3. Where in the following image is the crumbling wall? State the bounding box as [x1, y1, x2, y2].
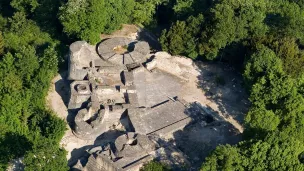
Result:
[69, 41, 101, 80]
[97, 37, 150, 66]
[68, 81, 91, 109]
[146, 52, 200, 81]
[77, 133, 157, 171]
[73, 105, 126, 140]
[66, 38, 198, 170]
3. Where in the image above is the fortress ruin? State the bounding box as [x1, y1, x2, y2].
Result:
[63, 37, 243, 171]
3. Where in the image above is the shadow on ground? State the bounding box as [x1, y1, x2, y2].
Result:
[53, 72, 81, 129]
[195, 61, 250, 125]
[68, 145, 94, 166]
[138, 29, 162, 51]
[54, 72, 71, 107]
[153, 102, 242, 170]
[152, 62, 249, 170]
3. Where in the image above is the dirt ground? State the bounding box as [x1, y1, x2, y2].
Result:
[180, 61, 249, 133]
[155, 61, 249, 170]
[100, 24, 139, 40]
[100, 24, 162, 50]
[46, 72, 69, 120]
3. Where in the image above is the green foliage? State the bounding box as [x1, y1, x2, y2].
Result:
[151, 0, 304, 169]
[4, 12, 53, 50]
[160, 0, 272, 59]
[103, 0, 135, 32]
[29, 110, 66, 143]
[59, 0, 139, 44]
[0, 133, 32, 170]
[268, 0, 304, 43]
[201, 145, 244, 171]
[23, 138, 68, 171]
[245, 107, 280, 132]
[59, 0, 105, 44]
[32, 0, 64, 36]
[0, 15, 7, 30]
[242, 44, 303, 133]
[0, 0, 303, 170]
[160, 0, 304, 61]
[132, 0, 160, 25]
[202, 20, 303, 171]
[59, 0, 167, 43]
[200, 0, 268, 59]
[141, 161, 171, 171]
[250, 73, 295, 107]
[243, 46, 284, 88]
[0, 31, 4, 55]
[10, 0, 39, 13]
[159, 0, 212, 22]
[160, 14, 203, 59]
[0, 3, 67, 169]
[205, 40, 304, 170]
[270, 38, 304, 78]
[172, 0, 194, 18]
[0, 0, 164, 169]
[290, 0, 304, 7]
[202, 133, 304, 171]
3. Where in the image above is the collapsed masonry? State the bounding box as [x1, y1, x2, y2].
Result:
[72, 132, 157, 171]
[67, 38, 207, 170]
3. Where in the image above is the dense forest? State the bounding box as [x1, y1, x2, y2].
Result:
[0, 0, 303, 170]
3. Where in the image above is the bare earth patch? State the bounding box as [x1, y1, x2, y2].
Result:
[100, 24, 139, 40]
[113, 45, 128, 54]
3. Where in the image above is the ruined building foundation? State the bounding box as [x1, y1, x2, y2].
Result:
[66, 37, 217, 171]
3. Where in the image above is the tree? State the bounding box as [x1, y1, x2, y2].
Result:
[59, 0, 137, 44]
[29, 110, 66, 143]
[32, 0, 64, 36]
[172, 0, 194, 19]
[271, 38, 304, 78]
[0, 3, 67, 169]
[0, 31, 4, 55]
[14, 46, 39, 82]
[4, 12, 52, 50]
[23, 138, 68, 171]
[132, 0, 165, 25]
[243, 45, 284, 88]
[0, 133, 32, 170]
[202, 133, 304, 171]
[198, 0, 268, 60]
[59, 0, 106, 44]
[10, 0, 39, 14]
[103, 0, 135, 33]
[245, 107, 280, 132]
[201, 145, 245, 171]
[268, 0, 304, 43]
[160, 14, 203, 59]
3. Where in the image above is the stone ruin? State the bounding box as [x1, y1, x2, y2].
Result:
[67, 37, 208, 170]
[72, 132, 157, 171]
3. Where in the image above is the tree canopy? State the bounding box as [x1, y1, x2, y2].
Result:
[157, 0, 304, 170]
[59, 0, 164, 44]
[0, 2, 67, 170]
[0, 0, 304, 170]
